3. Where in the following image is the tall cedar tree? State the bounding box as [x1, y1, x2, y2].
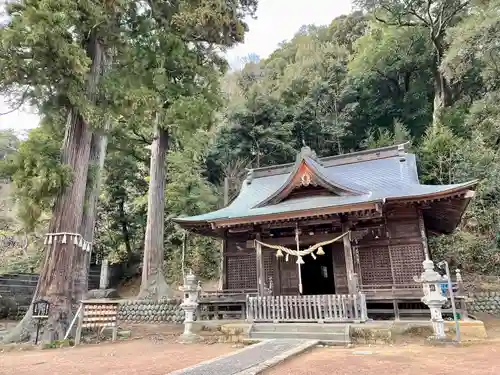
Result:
[123, 0, 257, 299]
[0, 1, 123, 343]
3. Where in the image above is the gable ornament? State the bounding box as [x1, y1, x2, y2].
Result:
[300, 171, 312, 187]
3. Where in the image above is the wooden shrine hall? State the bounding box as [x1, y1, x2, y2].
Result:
[174, 143, 477, 322]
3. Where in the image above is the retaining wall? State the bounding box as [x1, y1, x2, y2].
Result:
[468, 292, 500, 316]
[117, 299, 185, 323]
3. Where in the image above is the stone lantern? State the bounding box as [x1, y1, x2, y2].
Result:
[178, 270, 202, 343]
[414, 259, 448, 340]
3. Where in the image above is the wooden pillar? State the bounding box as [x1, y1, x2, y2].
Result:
[221, 236, 227, 290]
[417, 207, 430, 260]
[342, 221, 356, 295]
[218, 179, 230, 290]
[255, 233, 265, 296]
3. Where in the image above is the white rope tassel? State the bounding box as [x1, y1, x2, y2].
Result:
[256, 231, 350, 259]
[43, 232, 92, 253]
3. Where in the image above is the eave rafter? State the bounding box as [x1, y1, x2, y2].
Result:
[210, 202, 382, 229]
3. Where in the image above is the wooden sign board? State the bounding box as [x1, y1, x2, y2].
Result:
[75, 299, 120, 345]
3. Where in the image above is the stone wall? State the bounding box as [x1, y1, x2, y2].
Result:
[0, 268, 101, 319]
[117, 299, 185, 323]
[0, 273, 38, 319]
[468, 292, 500, 316]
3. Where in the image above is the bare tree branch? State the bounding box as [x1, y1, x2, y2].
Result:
[0, 88, 29, 116]
[436, 0, 470, 36]
[131, 128, 152, 144]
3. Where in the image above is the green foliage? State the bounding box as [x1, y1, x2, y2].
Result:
[165, 133, 221, 281]
[5, 124, 70, 232]
[363, 119, 413, 150]
[0, 130, 21, 162]
[443, 0, 500, 90]
[3, 0, 500, 281]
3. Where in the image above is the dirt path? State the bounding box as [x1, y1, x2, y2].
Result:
[265, 341, 500, 375]
[0, 338, 234, 375]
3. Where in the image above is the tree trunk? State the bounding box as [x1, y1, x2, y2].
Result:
[138, 119, 172, 300]
[2, 36, 104, 344]
[118, 197, 132, 256]
[73, 128, 109, 303]
[73, 51, 113, 302]
[431, 37, 453, 128]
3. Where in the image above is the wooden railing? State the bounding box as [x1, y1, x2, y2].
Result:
[246, 294, 368, 323]
[200, 288, 258, 300]
[197, 289, 259, 320]
[361, 281, 466, 300]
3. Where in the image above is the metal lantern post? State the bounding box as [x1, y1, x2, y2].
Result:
[437, 260, 461, 343]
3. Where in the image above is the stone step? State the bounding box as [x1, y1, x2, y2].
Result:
[250, 331, 349, 344]
[252, 323, 348, 334]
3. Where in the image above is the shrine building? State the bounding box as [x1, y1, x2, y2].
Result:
[173, 143, 476, 320]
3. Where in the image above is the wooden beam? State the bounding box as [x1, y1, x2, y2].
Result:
[255, 233, 265, 296]
[211, 202, 381, 228]
[342, 221, 357, 295]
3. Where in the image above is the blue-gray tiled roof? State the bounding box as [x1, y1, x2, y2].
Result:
[174, 146, 477, 225]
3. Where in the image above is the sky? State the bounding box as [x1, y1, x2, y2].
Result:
[0, 0, 353, 131]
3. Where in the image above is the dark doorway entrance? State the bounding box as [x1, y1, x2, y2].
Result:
[301, 245, 335, 295]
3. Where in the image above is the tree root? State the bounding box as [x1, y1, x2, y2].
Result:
[138, 272, 174, 300]
[2, 301, 75, 344]
[1, 309, 34, 344]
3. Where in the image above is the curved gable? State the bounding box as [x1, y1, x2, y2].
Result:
[253, 148, 368, 209]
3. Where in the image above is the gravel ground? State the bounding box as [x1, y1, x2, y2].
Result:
[264, 341, 500, 375]
[0, 338, 235, 375]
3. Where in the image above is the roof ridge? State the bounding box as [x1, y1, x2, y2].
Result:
[249, 143, 410, 179]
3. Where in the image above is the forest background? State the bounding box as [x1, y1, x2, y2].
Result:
[1, 0, 500, 292]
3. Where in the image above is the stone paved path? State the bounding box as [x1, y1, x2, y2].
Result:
[168, 339, 315, 375]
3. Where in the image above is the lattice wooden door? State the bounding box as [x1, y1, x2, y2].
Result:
[358, 246, 393, 286]
[226, 254, 257, 289]
[389, 244, 424, 284]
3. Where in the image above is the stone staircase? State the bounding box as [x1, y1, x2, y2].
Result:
[0, 268, 101, 319]
[248, 323, 351, 345]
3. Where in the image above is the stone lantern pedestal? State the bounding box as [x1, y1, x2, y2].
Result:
[178, 270, 202, 344]
[414, 259, 448, 341]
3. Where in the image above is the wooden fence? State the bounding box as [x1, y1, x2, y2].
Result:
[246, 293, 368, 323]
